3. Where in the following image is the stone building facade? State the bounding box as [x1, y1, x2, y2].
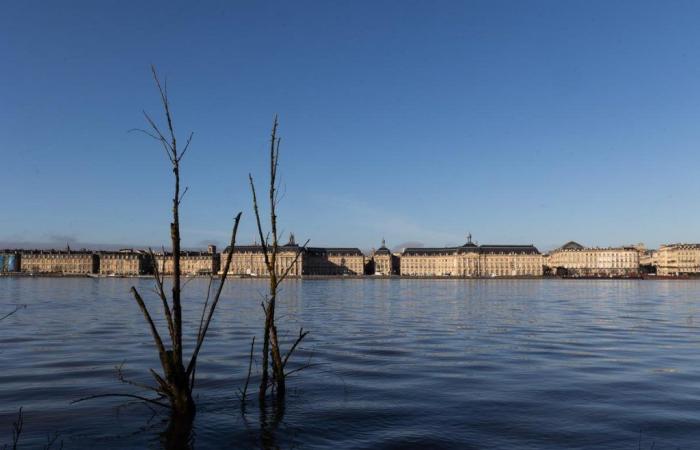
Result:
[546, 241, 640, 277]
[222, 236, 304, 277]
[99, 250, 151, 276]
[400, 235, 542, 277]
[656, 244, 700, 276]
[19, 250, 98, 274]
[221, 235, 364, 277]
[304, 247, 365, 275]
[371, 239, 399, 275]
[154, 248, 220, 276]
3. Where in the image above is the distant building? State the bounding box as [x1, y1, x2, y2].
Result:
[400, 234, 542, 277]
[371, 239, 399, 275]
[656, 244, 700, 276]
[153, 248, 220, 275]
[20, 249, 98, 274]
[222, 234, 304, 277]
[546, 241, 640, 277]
[304, 247, 365, 276]
[221, 234, 364, 277]
[99, 250, 151, 276]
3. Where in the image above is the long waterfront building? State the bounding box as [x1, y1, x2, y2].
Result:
[399, 235, 543, 277]
[3, 237, 700, 278]
[545, 241, 640, 277]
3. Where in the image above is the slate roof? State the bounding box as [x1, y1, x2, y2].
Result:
[560, 241, 585, 250]
[403, 244, 540, 256]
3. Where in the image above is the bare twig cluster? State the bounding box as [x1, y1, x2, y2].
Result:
[2, 408, 63, 450]
[249, 116, 310, 404]
[2, 407, 22, 450]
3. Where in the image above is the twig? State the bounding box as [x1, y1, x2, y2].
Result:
[10, 407, 23, 450]
[71, 393, 169, 409]
[282, 328, 309, 369]
[239, 336, 256, 412]
[186, 212, 242, 377]
[0, 305, 25, 322]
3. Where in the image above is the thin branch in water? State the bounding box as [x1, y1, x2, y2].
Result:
[285, 362, 323, 378]
[186, 212, 242, 377]
[239, 336, 256, 413]
[43, 432, 63, 450]
[71, 393, 170, 409]
[282, 328, 309, 369]
[130, 287, 167, 357]
[0, 305, 25, 322]
[8, 407, 23, 450]
[115, 362, 162, 394]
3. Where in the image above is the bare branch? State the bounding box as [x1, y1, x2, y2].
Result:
[282, 328, 309, 369]
[196, 276, 215, 342]
[278, 239, 309, 285]
[0, 305, 25, 322]
[115, 362, 161, 394]
[130, 287, 167, 357]
[71, 393, 169, 409]
[249, 174, 272, 271]
[8, 407, 23, 450]
[148, 248, 174, 345]
[178, 186, 189, 205]
[186, 212, 242, 376]
[285, 362, 323, 378]
[178, 132, 194, 162]
[239, 336, 255, 412]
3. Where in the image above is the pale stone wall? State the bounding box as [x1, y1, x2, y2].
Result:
[373, 254, 393, 275]
[154, 253, 219, 275]
[480, 253, 543, 277]
[399, 248, 542, 277]
[99, 252, 149, 275]
[547, 247, 639, 276]
[222, 248, 303, 277]
[20, 251, 97, 274]
[656, 244, 700, 276]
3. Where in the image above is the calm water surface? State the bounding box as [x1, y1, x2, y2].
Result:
[2, 278, 700, 449]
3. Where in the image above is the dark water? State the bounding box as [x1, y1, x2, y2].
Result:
[2, 278, 700, 449]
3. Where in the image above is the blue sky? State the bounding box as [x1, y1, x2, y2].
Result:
[2, 0, 700, 251]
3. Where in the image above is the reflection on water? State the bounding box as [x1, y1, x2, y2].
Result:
[2, 278, 700, 448]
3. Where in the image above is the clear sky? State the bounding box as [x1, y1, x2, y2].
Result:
[2, 0, 700, 252]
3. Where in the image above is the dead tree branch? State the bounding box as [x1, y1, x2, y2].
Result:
[79, 67, 243, 427]
[250, 116, 309, 404]
[0, 305, 25, 322]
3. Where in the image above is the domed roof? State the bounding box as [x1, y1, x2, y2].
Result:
[375, 238, 391, 255]
[560, 241, 584, 250]
[462, 233, 477, 248]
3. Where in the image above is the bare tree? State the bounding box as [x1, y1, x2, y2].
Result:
[249, 116, 309, 404]
[75, 67, 242, 425]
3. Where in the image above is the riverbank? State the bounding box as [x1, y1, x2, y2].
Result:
[2, 273, 699, 280]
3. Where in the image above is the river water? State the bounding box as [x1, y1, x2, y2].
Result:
[1, 278, 700, 449]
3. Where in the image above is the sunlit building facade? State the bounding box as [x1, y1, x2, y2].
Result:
[546, 241, 640, 277]
[656, 244, 700, 276]
[400, 235, 542, 277]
